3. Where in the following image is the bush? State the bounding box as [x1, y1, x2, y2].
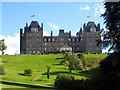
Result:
[54, 74, 75, 89]
[98, 52, 120, 90]
[0, 65, 5, 75]
[24, 69, 32, 76]
[54, 74, 91, 89]
[100, 52, 120, 74]
[64, 52, 84, 72]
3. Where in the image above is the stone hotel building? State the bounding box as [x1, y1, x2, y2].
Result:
[20, 21, 102, 54]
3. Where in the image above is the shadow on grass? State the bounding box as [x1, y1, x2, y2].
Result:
[73, 68, 101, 78]
[53, 60, 65, 66]
[56, 67, 68, 70]
[18, 73, 25, 76]
[2, 61, 7, 63]
[42, 68, 100, 79]
[55, 58, 64, 60]
[2, 80, 56, 89]
[53, 63, 63, 66]
[42, 71, 70, 75]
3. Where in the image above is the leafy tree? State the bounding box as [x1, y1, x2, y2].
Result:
[0, 39, 7, 54]
[64, 52, 83, 72]
[101, 2, 120, 52]
[99, 2, 120, 90]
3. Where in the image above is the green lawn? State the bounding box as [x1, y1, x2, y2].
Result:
[1, 83, 27, 88]
[1, 54, 107, 88]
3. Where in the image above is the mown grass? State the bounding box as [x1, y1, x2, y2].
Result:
[1, 54, 107, 88]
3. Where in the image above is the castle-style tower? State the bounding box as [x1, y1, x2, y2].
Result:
[20, 21, 43, 54]
[80, 21, 102, 53]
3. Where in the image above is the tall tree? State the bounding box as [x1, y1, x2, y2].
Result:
[102, 2, 120, 52]
[0, 39, 7, 54]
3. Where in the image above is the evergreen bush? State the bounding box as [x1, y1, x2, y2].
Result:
[24, 69, 32, 76]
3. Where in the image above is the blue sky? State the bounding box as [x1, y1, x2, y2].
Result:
[2, 2, 105, 36]
[1, 1, 108, 54]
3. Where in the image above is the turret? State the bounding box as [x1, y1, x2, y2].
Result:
[69, 31, 71, 37]
[97, 23, 100, 31]
[51, 31, 53, 42]
[20, 28, 23, 54]
[59, 29, 64, 36]
[26, 23, 28, 27]
[41, 23, 43, 30]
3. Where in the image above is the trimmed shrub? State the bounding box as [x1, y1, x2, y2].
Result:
[24, 69, 32, 76]
[0, 65, 5, 75]
[54, 74, 75, 89]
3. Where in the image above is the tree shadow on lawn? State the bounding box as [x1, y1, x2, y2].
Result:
[2, 60, 7, 63]
[74, 68, 101, 78]
[42, 71, 70, 75]
[53, 60, 65, 66]
[18, 73, 25, 76]
[53, 63, 63, 66]
[42, 68, 100, 79]
[55, 58, 64, 60]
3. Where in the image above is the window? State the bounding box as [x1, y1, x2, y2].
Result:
[76, 38, 79, 42]
[37, 38, 39, 41]
[60, 38, 64, 41]
[52, 38, 55, 42]
[30, 44, 31, 47]
[29, 34, 31, 37]
[45, 48, 46, 51]
[68, 38, 71, 41]
[29, 51, 32, 54]
[37, 51, 40, 54]
[44, 43, 47, 46]
[48, 38, 51, 42]
[97, 47, 99, 50]
[72, 38, 74, 42]
[60, 43, 64, 46]
[49, 48, 51, 51]
[33, 51, 36, 54]
[89, 43, 91, 46]
[44, 38, 47, 42]
[31, 28, 38, 32]
[37, 34, 39, 37]
[90, 27, 96, 32]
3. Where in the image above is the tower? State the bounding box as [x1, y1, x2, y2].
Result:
[20, 21, 44, 54]
[80, 21, 102, 53]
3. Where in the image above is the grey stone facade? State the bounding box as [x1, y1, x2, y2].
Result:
[20, 21, 102, 54]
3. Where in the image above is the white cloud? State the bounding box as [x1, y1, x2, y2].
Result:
[48, 23, 59, 30]
[0, 33, 20, 55]
[80, 5, 90, 11]
[0, 31, 50, 55]
[43, 30, 50, 36]
[94, 4, 105, 18]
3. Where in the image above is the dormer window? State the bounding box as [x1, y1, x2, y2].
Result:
[31, 28, 38, 32]
[90, 27, 96, 32]
[90, 24, 96, 32]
